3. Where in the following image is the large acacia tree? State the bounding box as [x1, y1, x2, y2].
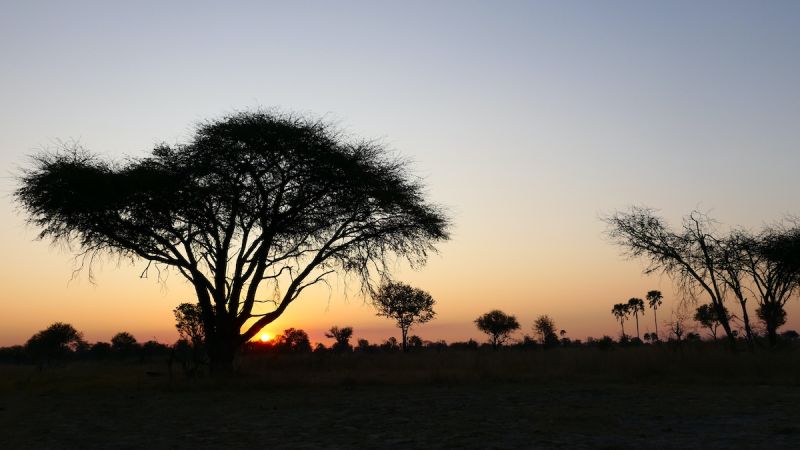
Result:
[16, 111, 450, 370]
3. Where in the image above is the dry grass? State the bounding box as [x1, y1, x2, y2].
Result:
[2, 347, 800, 449]
[2, 345, 800, 393]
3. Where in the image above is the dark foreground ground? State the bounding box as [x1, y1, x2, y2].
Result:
[2, 348, 800, 449]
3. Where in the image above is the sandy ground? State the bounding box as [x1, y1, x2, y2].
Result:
[3, 380, 799, 449]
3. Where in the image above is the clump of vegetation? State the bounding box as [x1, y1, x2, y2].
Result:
[373, 281, 436, 351]
[475, 310, 520, 349]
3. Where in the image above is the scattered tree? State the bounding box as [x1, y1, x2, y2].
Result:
[111, 332, 139, 357]
[372, 281, 436, 351]
[407, 335, 424, 349]
[474, 310, 520, 349]
[15, 111, 450, 371]
[694, 303, 730, 339]
[274, 328, 312, 353]
[325, 326, 354, 352]
[611, 303, 630, 339]
[627, 298, 645, 340]
[533, 315, 559, 348]
[744, 225, 800, 346]
[646, 290, 663, 340]
[26, 322, 86, 367]
[173, 303, 205, 346]
[604, 208, 737, 349]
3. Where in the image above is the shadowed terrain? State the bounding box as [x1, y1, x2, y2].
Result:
[3, 349, 799, 449]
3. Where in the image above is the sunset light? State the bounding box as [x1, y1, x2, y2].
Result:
[3, 2, 800, 448]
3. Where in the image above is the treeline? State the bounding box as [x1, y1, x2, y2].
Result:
[0, 322, 172, 367]
[606, 208, 800, 350]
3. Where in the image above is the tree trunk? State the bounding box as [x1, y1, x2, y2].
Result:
[708, 300, 737, 351]
[209, 344, 236, 374]
[653, 309, 658, 341]
[732, 295, 755, 351]
[207, 324, 240, 374]
[620, 320, 625, 339]
[401, 328, 408, 352]
[767, 320, 778, 348]
[634, 313, 640, 340]
[740, 303, 755, 351]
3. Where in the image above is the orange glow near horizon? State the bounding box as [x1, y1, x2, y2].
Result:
[259, 333, 272, 343]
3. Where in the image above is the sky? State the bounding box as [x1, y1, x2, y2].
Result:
[1, 1, 799, 346]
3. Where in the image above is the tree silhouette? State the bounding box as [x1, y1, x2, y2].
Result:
[743, 225, 800, 346]
[372, 281, 436, 351]
[694, 303, 730, 339]
[474, 310, 520, 349]
[111, 332, 139, 357]
[25, 322, 85, 368]
[756, 303, 787, 340]
[325, 326, 354, 352]
[173, 303, 205, 346]
[604, 208, 737, 350]
[627, 298, 645, 340]
[611, 303, 630, 339]
[533, 315, 559, 348]
[275, 328, 312, 353]
[646, 290, 663, 340]
[15, 111, 450, 371]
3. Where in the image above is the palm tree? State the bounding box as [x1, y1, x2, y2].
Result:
[627, 298, 645, 340]
[646, 290, 663, 340]
[611, 303, 631, 339]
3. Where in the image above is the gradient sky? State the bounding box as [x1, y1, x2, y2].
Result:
[2, 1, 799, 346]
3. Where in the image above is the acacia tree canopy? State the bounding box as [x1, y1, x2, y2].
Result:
[16, 111, 450, 369]
[373, 281, 436, 351]
[474, 310, 520, 349]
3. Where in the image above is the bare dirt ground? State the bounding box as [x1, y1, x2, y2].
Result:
[2, 376, 799, 449]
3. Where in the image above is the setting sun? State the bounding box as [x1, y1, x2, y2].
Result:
[259, 333, 272, 343]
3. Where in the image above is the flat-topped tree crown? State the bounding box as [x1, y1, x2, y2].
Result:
[16, 110, 450, 370]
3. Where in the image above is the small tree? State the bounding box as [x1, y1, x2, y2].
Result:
[474, 310, 520, 349]
[627, 298, 645, 340]
[111, 332, 139, 357]
[533, 315, 559, 348]
[668, 307, 690, 344]
[173, 303, 205, 346]
[373, 281, 436, 351]
[694, 303, 729, 339]
[275, 328, 312, 353]
[407, 335, 424, 349]
[611, 303, 631, 339]
[26, 322, 85, 368]
[756, 304, 787, 338]
[325, 326, 354, 352]
[646, 290, 663, 340]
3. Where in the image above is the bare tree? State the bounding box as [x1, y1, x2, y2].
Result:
[667, 306, 690, 344]
[15, 111, 450, 371]
[372, 281, 436, 351]
[604, 207, 736, 350]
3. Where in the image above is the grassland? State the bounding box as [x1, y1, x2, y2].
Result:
[2, 346, 799, 449]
